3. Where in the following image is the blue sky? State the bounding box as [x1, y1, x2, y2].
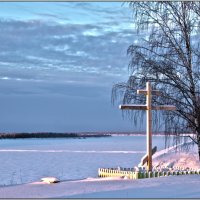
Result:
[0, 2, 143, 132]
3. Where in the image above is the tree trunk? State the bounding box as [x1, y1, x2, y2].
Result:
[198, 135, 200, 161]
[197, 125, 200, 161]
[198, 144, 200, 161]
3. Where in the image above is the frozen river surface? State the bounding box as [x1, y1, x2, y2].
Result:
[0, 135, 166, 186]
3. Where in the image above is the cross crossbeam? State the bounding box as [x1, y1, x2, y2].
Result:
[119, 105, 176, 111]
[137, 90, 162, 96]
[119, 82, 176, 172]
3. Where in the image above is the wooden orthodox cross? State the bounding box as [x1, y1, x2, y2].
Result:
[119, 82, 176, 172]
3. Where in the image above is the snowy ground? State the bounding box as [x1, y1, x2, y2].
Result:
[0, 175, 200, 198]
[0, 142, 200, 198]
[0, 136, 164, 185]
[153, 142, 200, 170]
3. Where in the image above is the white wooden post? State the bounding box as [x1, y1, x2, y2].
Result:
[146, 82, 152, 171]
[119, 81, 176, 172]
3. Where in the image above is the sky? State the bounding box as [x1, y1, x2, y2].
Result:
[0, 2, 143, 133]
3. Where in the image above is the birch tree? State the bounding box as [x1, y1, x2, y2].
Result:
[112, 2, 200, 159]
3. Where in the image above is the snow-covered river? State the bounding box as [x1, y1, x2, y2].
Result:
[0, 135, 166, 186]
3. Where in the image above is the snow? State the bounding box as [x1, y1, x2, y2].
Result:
[41, 177, 60, 184]
[0, 136, 164, 185]
[153, 142, 200, 170]
[0, 141, 200, 198]
[0, 175, 200, 198]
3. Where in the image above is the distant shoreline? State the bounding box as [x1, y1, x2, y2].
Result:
[0, 132, 193, 139]
[0, 132, 112, 139]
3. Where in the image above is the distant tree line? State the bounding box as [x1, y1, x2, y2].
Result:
[0, 132, 111, 139]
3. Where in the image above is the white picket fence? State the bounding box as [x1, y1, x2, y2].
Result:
[98, 167, 200, 179]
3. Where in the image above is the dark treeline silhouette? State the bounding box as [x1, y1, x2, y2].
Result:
[0, 132, 111, 139]
[0, 132, 189, 139]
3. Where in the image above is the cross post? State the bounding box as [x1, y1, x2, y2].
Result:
[119, 81, 176, 172]
[146, 82, 152, 171]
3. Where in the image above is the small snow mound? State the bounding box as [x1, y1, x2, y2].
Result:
[123, 176, 130, 180]
[41, 177, 60, 184]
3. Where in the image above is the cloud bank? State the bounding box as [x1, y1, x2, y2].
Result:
[0, 2, 140, 132]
